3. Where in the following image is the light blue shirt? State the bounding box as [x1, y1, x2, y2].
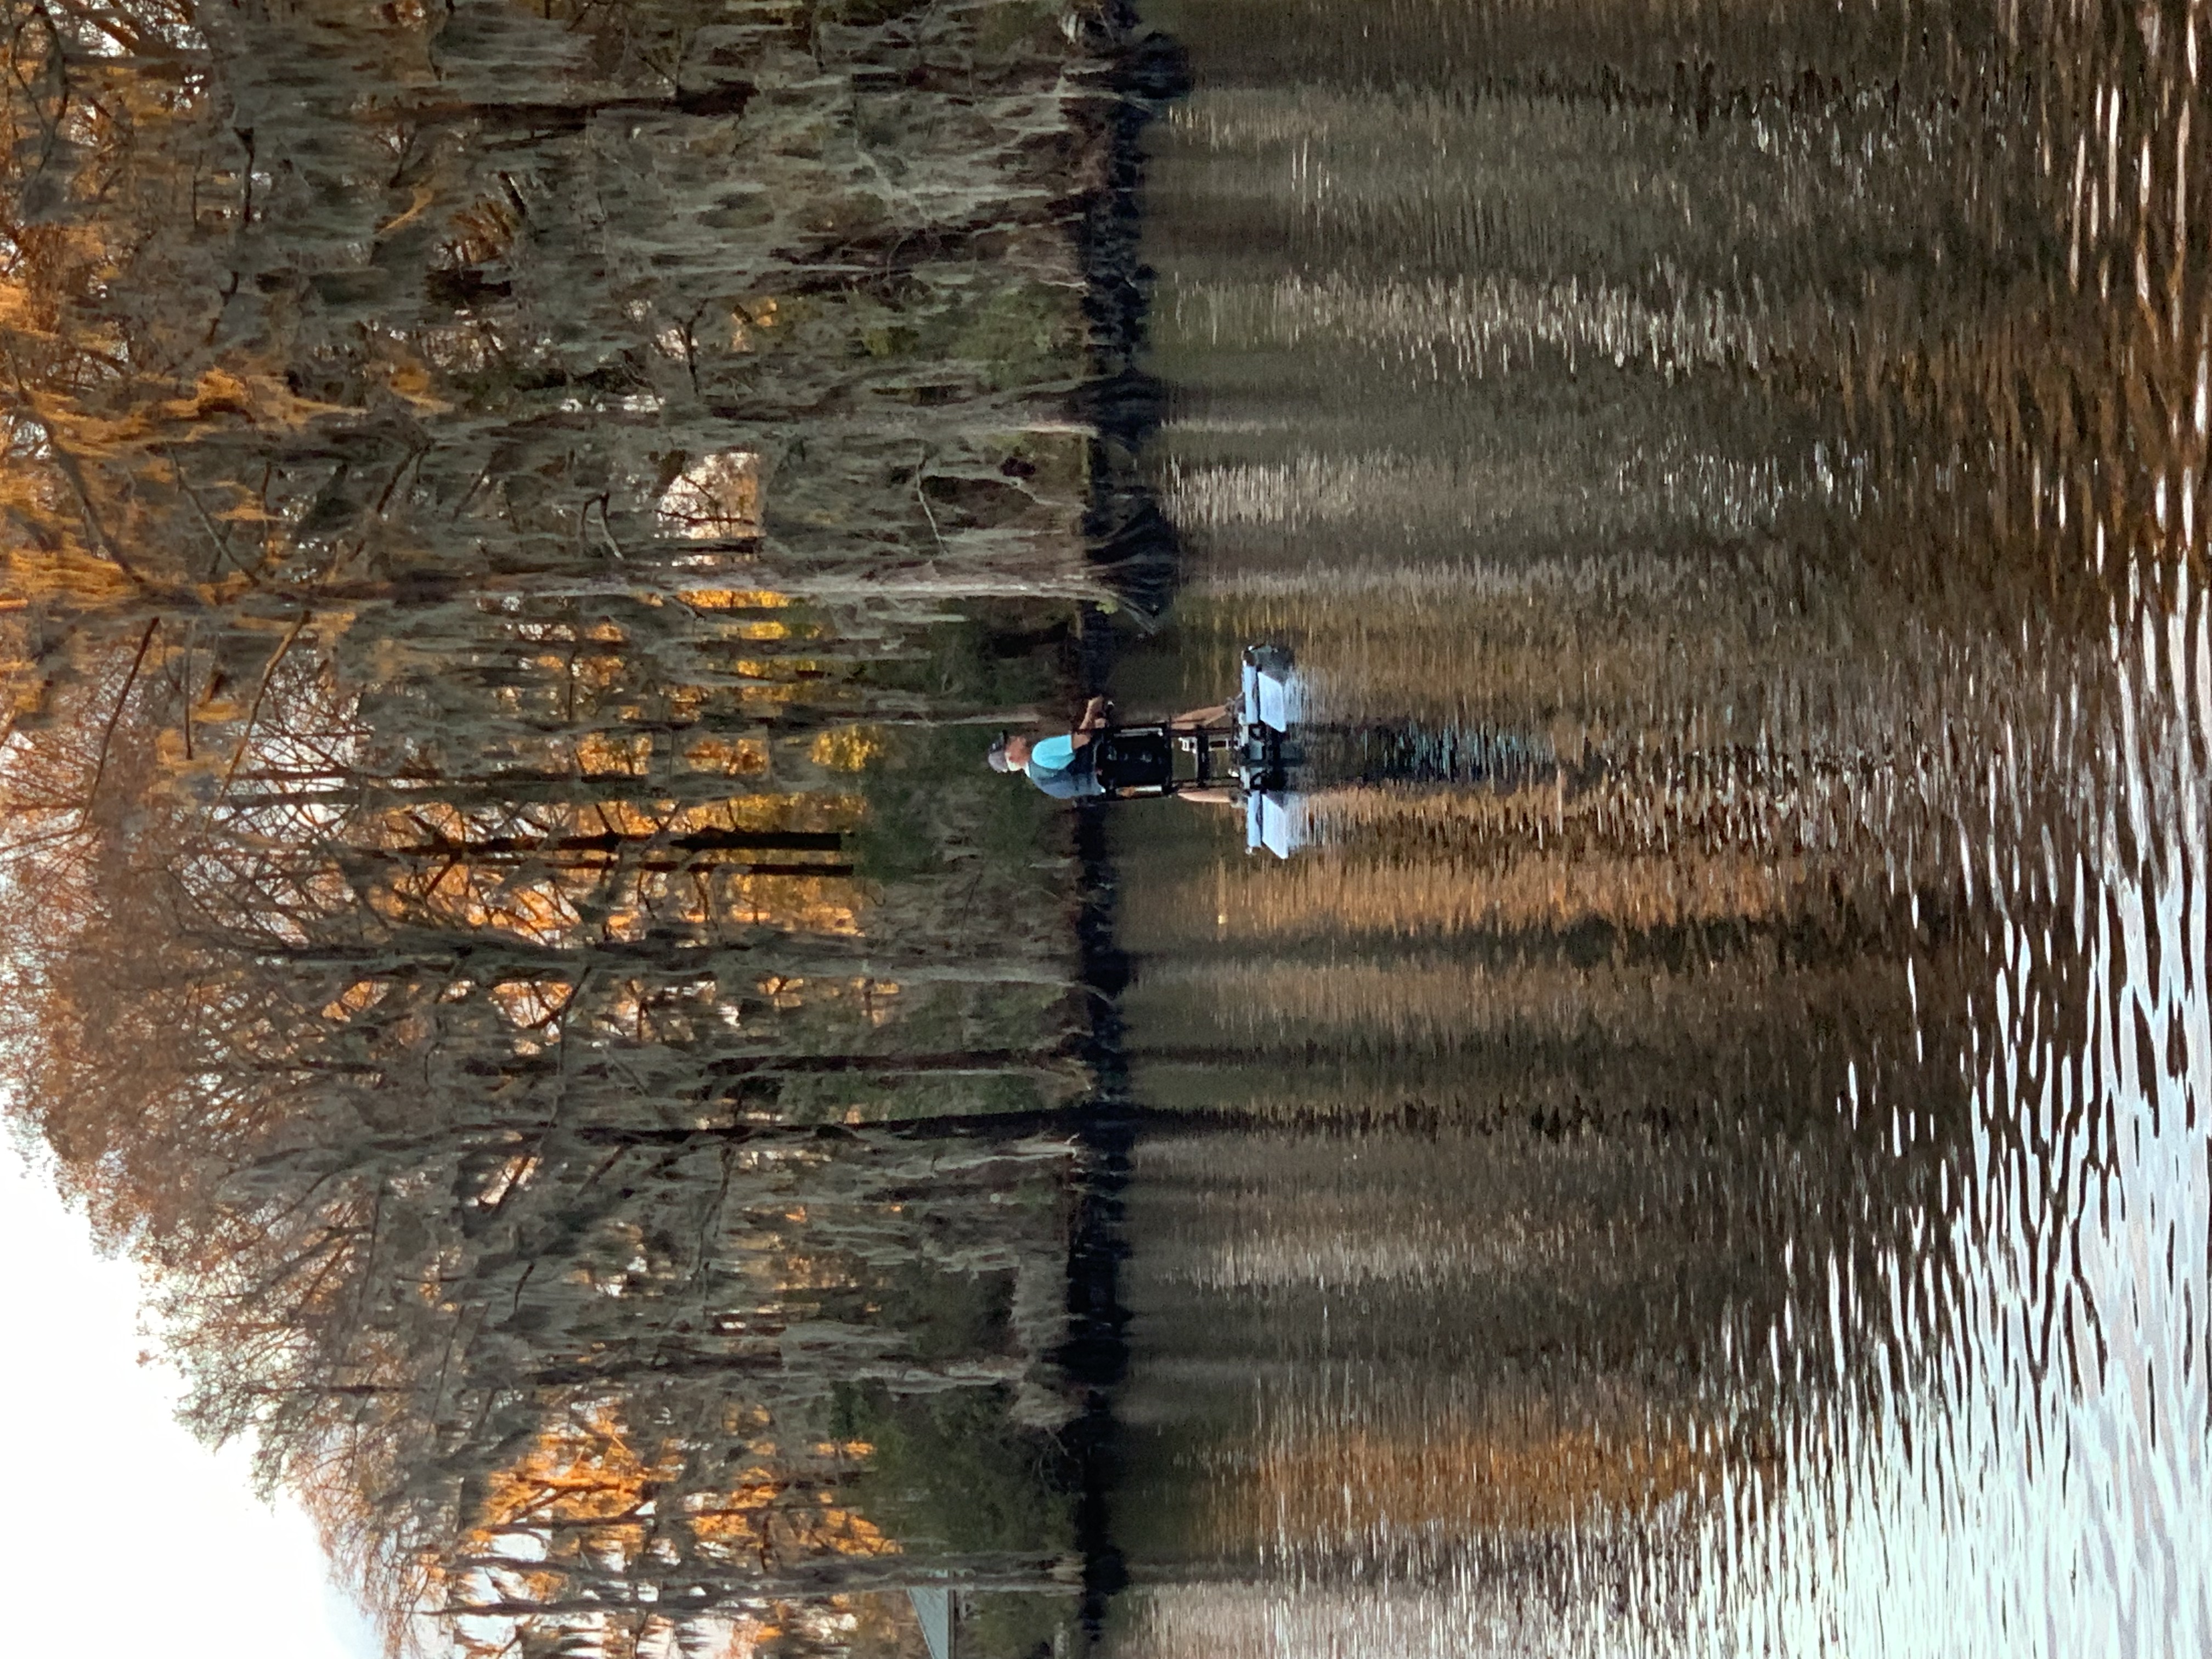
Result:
[1023, 732, 1102, 798]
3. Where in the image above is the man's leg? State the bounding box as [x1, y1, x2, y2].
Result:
[1167, 702, 1235, 731]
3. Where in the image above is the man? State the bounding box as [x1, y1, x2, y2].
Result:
[987, 696, 1236, 799]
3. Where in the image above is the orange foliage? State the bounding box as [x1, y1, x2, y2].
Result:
[465, 1407, 895, 1579]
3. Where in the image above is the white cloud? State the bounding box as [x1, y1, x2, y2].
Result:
[0, 1148, 383, 1659]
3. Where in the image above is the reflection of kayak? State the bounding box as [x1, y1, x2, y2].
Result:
[1245, 787, 1306, 859]
[1239, 645, 1307, 859]
[1093, 644, 1311, 860]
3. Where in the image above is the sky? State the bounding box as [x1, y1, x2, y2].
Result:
[0, 1144, 385, 1659]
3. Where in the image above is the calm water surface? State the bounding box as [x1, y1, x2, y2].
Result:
[1102, 2, 2212, 1653]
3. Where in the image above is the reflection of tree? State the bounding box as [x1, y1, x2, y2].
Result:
[0, 0, 1133, 1652]
[1238, 1420, 1725, 1545]
[1110, 0, 2205, 1632]
[1100, 704, 2007, 1574]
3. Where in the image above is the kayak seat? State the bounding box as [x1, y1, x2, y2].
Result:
[1094, 726, 1176, 793]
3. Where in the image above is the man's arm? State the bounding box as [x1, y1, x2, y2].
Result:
[1068, 696, 1112, 748]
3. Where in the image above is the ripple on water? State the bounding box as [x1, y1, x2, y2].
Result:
[1106, 0, 2212, 1651]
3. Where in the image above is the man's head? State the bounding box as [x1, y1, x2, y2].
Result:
[985, 733, 1034, 773]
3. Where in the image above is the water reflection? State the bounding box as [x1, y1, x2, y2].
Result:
[1103, 0, 2212, 1651]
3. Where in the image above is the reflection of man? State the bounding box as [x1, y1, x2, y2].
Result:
[986, 697, 1235, 799]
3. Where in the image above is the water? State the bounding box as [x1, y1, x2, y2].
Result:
[1101, 1, 2212, 1654]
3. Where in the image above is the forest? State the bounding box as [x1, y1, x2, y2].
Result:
[0, 0, 1163, 1654]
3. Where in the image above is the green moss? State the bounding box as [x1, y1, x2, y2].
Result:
[827, 0, 933, 25]
[771, 1069, 1066, 1123]
[974, 0, 1063, 57]
[943, 285, 1085, 391]
[960, 1592, 1080, 1659]
[832, 1381, 1077, 1557]
[850, 781, 943, 882]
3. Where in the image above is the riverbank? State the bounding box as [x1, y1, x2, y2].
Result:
[0, 3, 1186, 1654]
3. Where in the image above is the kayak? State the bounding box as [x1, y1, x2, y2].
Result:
[1091, 644, 1311, 860]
